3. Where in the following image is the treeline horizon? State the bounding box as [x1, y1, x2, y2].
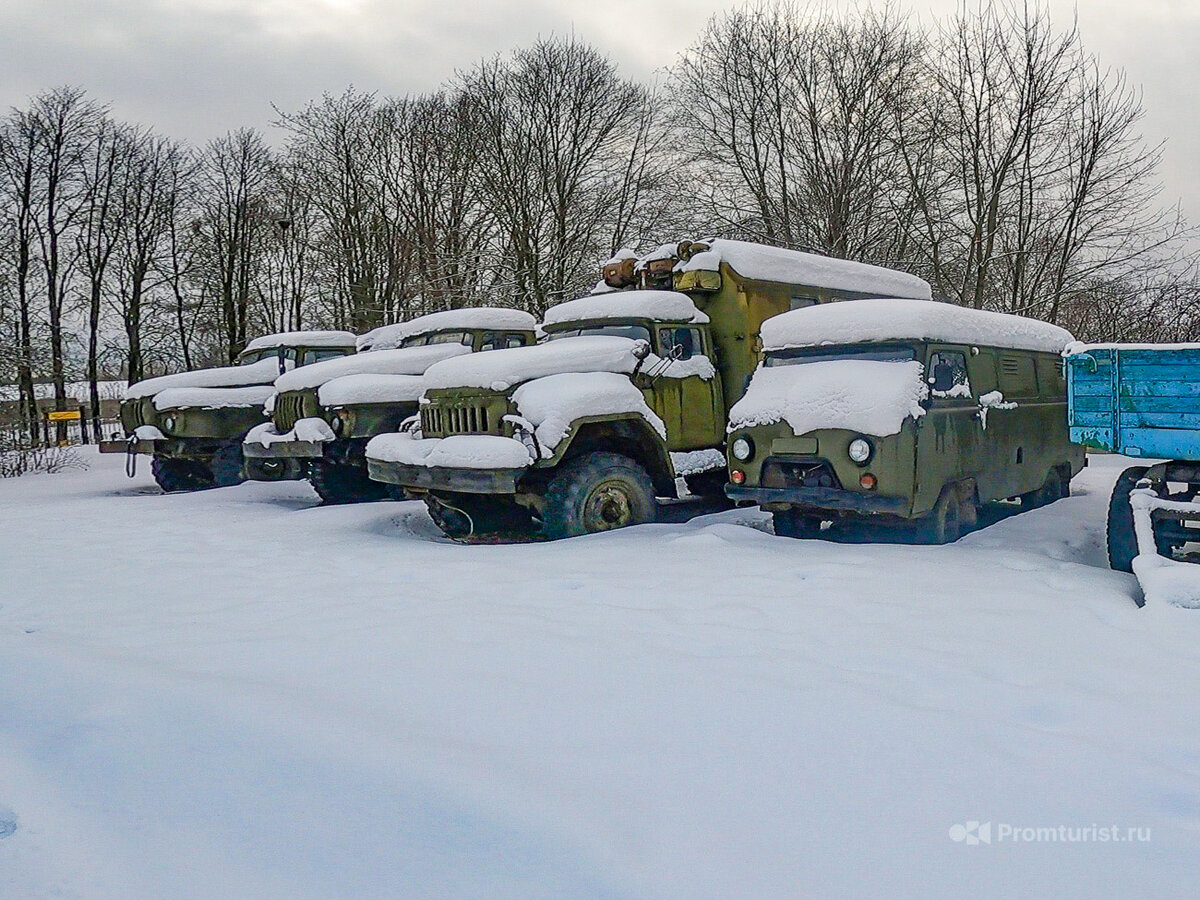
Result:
[2, 0, 1198, 441]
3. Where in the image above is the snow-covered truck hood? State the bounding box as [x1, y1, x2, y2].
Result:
[421, 336, 643, 393]
[317, 374, 427, 408]
[728, 359, 929, 438]
[152, 385, 277, 411]
[125, 358, 287, 400]
[274, 344, 470, 393]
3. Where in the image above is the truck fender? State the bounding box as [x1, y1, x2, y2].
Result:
[551, 416, 676, 497]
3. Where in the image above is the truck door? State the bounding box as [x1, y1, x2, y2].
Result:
[914, 345, 981, 514]
[653, 326, 725, 451]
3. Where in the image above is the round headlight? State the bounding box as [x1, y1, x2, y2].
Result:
[731, 436, 754, 461]
[162, 414, 177, 434]
[328, 411, 343, 434]
[848, 437, 872, 464]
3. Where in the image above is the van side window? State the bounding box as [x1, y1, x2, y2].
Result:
[927, 351, 972, 399]
[790, 296, 819, 311]
[658, 327, 703, 361]
[999, 354, 1038, 398]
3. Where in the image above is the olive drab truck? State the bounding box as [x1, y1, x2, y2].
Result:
[101, 331, 357, 492]
[724, 299, 1085, 543]
[364, 239, 932, 539]
[241, 308, 537, 503]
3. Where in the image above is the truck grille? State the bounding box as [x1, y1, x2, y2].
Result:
[121, 397, 156, 432]
[274, 390, 313, 432]
[420, 396, 507, 438]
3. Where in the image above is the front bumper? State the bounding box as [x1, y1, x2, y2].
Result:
[366, 458, 523, 494]
[242, 439, 325, 460]
[99, 438, 158, 454]
[726, 484, 910, 516]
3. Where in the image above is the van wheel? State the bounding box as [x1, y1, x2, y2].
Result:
[310, 461, 388, 504]
[209, 442, 245, 488]
[1107, 466, 1148, 572]
[542, 451, 656, 539]
[916, 485, 962, 544]
[151, 456, 213, 493]
[773, 508, 822, 539]
[425, 493, 533, 540]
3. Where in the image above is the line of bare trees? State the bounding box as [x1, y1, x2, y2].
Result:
[2, 1, 1198, 447]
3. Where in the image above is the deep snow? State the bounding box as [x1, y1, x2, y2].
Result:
[1, 451, 1199, 898]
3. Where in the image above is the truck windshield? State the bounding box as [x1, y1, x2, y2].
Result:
[546, 324, 652, 343]
[301, 348, 350, 365]
[238, 347, 298, 366]
[401, 331, 472, 347]
[764, 345, 916, 367]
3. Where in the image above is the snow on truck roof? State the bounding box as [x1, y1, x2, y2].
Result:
[273, 343, 472, 392]
[356, 308, 537, 352]
[639, 239, 932, 300]
[542, 290, 709, 327]
[423, 336, 643, 392]
[760, 298, 1075, 354]
[242, 330, 357, 352]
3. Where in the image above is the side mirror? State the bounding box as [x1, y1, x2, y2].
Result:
[669, 343, 686, 361]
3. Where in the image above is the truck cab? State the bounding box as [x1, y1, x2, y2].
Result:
[103, 331, 357, 492]
[366, 240, 933, 540]
[242, 308, 536, 502]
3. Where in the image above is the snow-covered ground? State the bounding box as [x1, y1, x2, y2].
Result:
[2, 451, 1199, 898]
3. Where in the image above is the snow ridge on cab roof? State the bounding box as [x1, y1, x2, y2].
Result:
[760, 298, 1074, 354]
[357, 308, 537, 352]
[543, 290, 709, 327]
[243, 330, 357, 352]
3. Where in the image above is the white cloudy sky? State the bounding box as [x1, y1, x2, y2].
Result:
[2, 0, 1198, 226]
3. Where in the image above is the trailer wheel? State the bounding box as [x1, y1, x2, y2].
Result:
[542, 451, 656, 539]
[151, 456, 213, 493]
[310, 461, 388, 504]
[1106, 466, 1148, 573]
[773, 508, 822, 539]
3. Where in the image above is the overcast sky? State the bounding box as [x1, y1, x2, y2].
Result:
[3, 0, 1198, 229]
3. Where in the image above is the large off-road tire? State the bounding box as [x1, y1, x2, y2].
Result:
[244, 456, 301, 482]
[209, 442, 245, 488]
[772, 508, 822, 539]
[542, 451, 656, 540]
[916, 484, 963, 545]
[310, 461, 388, 504]
[151, 456, 213, 493]
[683, 468, 728, 497]
[424, 493, 534, 540]
[1107, 465, 1149, 573]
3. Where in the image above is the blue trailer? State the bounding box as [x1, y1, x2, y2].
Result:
[1066, 344, 1200, 583]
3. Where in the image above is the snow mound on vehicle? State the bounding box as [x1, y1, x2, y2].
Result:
[245, 418, 336, 447]
[423, 336, 642, 392]
[543, 290, 709, 327]
[243, 330, 357, 352]
[367, 433, 533, 469]
[275, 345, 470, 392]
[152, 385, 277, 411]
[356, 308, 536, 352]
[125, 358, 285, 400]
[511, 372, 667, 454]
[729, 359, 928, 437]
[318, 374, 427, 407]
[761, 298, 1073, 354]
[675, 239, 932, 299]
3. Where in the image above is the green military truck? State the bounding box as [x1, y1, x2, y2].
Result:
[241, 308, 537, 503]
[724, 298, 1085, 543]
[101, 331, 357, 492]
[365, 239, 932, 539]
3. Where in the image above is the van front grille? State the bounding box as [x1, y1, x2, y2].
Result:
[274, 391, 311, 432]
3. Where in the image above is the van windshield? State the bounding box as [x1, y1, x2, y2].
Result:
[546, 323, 652, 343]
[764, 345, 917, 367]
[238, 347, 297, 366]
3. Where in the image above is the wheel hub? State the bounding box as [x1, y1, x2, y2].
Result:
[586, 482, 633, 530]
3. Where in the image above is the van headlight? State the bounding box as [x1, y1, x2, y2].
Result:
[162, 414, 177, 434]
[328, 410, 344, 435]
[848, 437, 872, 464]
[731, 436, 754, 461]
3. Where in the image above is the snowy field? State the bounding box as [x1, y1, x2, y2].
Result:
[2, 450, 1200, 899]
